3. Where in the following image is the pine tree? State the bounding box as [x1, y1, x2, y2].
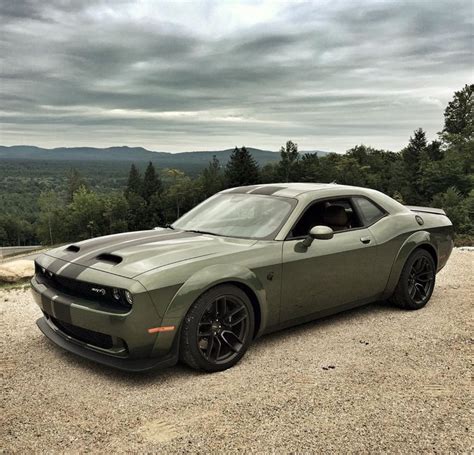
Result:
[401, 128, 427, 203]
[224, 147, 260, 188]
[142, 161, 162, 204]
[201, 155, 224, 197]
[278, 140, 299, 182]
[125, 164, 142, 199]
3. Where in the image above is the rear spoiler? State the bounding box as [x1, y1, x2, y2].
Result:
[405, 205, 446, 216]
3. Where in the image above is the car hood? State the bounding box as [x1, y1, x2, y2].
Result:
[44, 229, 257, 278]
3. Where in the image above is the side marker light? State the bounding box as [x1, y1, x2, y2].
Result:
[147, 326, 176, 334]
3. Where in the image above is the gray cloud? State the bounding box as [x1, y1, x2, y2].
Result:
[0, 0, 472, 152]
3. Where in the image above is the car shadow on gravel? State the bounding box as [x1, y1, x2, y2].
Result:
[45, 344, 198, 384]
[252, 299, 401, 349]
[38, 299, 400, 384]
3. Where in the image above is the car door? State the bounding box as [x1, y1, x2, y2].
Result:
[280, 197, 378, 323]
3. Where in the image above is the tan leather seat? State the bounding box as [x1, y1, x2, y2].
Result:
[323, 205, 349, 231]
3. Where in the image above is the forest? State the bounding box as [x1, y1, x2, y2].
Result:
[0, 84, 472, 247]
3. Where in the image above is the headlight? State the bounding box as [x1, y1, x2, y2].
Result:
[124, 290, 133, 306]
[112, 287, 132, 307]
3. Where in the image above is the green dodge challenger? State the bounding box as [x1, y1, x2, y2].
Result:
[31, 183, 454, 372]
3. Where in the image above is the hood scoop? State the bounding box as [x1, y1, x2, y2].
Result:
[95, 253, 123, 265]
[65, 245, 80, 253]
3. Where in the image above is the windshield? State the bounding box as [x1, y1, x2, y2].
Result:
[172, 193, 296, 239]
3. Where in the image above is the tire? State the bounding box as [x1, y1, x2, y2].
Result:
[390, 249, 436, 310]
[179, 284, 255, 372]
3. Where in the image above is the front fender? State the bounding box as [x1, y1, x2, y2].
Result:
[162, 263, 267, 334]
[382, 230, 434, 298]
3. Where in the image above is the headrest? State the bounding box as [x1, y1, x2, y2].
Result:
[323, 205, 349, 226]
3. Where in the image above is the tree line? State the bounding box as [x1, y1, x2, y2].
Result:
[0, 84, 472, 246]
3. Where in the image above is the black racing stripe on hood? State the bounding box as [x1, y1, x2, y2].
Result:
[57, 230, 185, 262]
[70, 230, 164, 253]
[43, 258, 73, 276]
[57, 230, 199, 272]
[43, 259, 89, 281]
[88, 231, 198, 260]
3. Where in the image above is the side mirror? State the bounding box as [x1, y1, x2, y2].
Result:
[301, 225, 334, 248]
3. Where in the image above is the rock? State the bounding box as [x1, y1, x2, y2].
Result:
[0, 260, 35, 283]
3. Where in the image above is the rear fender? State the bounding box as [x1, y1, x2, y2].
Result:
[382, 231, 435, 298]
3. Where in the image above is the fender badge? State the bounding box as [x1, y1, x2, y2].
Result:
[415, 215, 424, 226]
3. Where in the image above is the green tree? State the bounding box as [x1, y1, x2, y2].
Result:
[66, 168, 87, 203]
[318, 153, 343, 183]
[441, 83, 473, 146]
[0, 215, 35, 246]
[432, 187, 471, 234]
[142, 161, 162, 204]
[299, 153, 322, 182]
[278, 140, 300, 182]
[421, 148, 471, 200]
[401, 128, 427, 203]
[225, 147, 260, 187]
[68, 187, 106, 239]
[125, 164, 142, 198]
[37, 191, 66, 245]
[335, 156, 368, 186]
[346, 145, 398, 192]
[425, 140, 443, 161]
[260, 162, 279, 183]
[103, 193, 129, 234]
[165, 168, 189, 219]
[125, 192, 148, 231]
[200, 156, 224, 198]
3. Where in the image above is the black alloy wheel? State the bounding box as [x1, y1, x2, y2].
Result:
[197, 295, 250, 364]
[180, 284, 254, 372]
[407, 255, 435, 305]
[390, 248, 436, 310]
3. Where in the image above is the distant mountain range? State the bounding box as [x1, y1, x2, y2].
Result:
[0, 145, 329, 169]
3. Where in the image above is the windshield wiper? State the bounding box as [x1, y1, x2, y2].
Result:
[185, 229, 222, 237]
[164, 224, 175, 230]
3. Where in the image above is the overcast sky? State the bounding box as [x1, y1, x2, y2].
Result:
[0, 0, 472, 153]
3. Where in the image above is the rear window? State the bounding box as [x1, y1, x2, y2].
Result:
[353, 197, 386, 225]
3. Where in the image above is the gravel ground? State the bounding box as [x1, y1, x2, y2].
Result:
[1, 249, 472, 453]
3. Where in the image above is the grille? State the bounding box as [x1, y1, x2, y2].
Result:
[35, 263, 130, 310]
[50, 316, 113, 349]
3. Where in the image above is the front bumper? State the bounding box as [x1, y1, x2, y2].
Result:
[31, 255, 180, 371]
[36, 316, 178, 372]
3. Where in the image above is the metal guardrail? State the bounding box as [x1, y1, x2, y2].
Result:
[0, 246, 43, 259]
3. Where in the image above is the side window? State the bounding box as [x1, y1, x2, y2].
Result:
[289, 198, 362, 238]
[352, 197, 386, 226]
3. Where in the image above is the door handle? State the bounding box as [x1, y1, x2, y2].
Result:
[360, 236, 371, 244]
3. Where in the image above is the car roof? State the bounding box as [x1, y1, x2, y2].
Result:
[220, 182, 367, 198]
[219, 183, 406, 214]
